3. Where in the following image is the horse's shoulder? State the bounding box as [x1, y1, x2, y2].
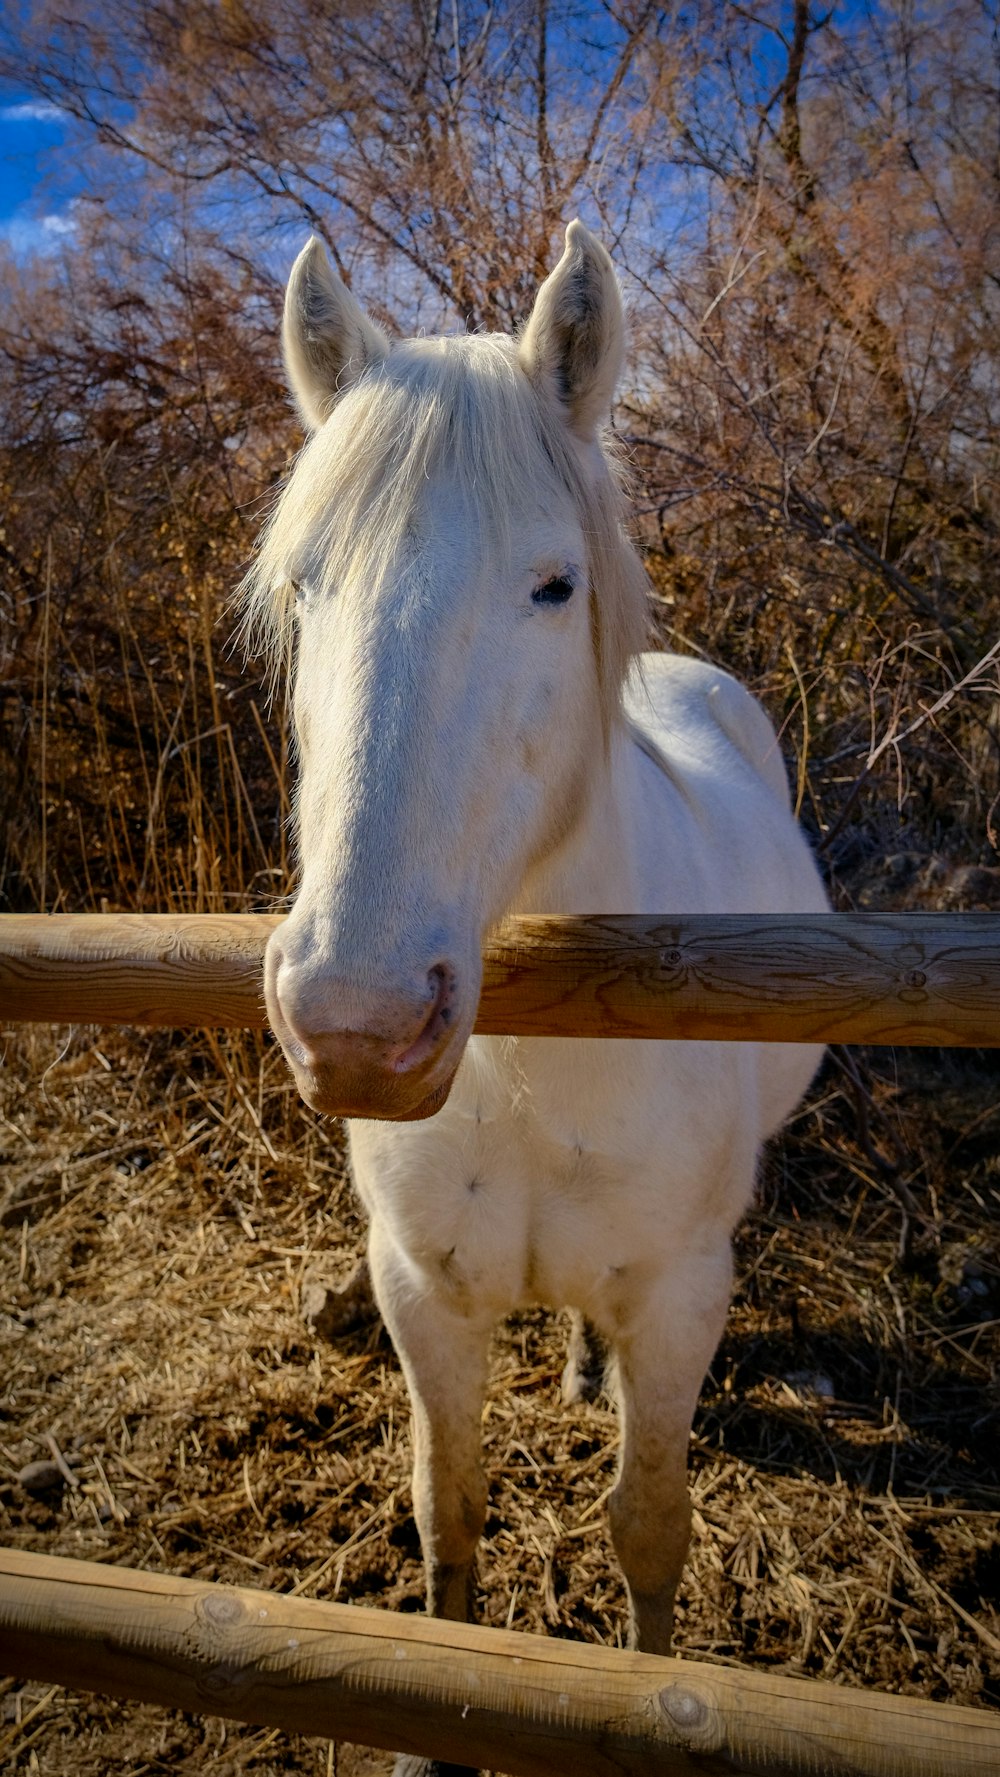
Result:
[626, 652, 790, 807]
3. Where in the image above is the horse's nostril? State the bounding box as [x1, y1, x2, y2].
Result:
[391, 964, 457, 1074]
[428, 962, 455, 1025]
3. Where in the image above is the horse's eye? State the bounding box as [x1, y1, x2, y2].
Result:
[291, 579, 307, 605]
[531, 575, 575, 606]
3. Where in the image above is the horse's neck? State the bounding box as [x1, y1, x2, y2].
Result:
[512, 720, 637, 918]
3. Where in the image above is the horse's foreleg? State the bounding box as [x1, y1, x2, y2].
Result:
[369, 1222, 490, 1777]
[368, 1221, 491, 1624]
[608, 1245, 733, 1656]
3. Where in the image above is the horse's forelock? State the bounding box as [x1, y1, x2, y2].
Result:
[240, 334, 648, 727]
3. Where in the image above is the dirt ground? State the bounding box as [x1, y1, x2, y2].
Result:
[1, 1019, 999, 1775]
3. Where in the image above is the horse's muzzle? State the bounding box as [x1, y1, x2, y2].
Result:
[264, 947, 464, 1120]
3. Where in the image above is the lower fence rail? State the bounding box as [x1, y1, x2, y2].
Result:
[1, 1548, 998, 1777]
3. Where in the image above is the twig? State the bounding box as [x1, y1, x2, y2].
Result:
[44, 1432, 78, 1491]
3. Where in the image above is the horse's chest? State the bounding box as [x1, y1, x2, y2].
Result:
[350, 1035, 753, 1321]
[350, 1091, 662, 1320]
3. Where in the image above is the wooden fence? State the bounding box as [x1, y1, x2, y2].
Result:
[2, 909, 999, 1044]
[1, 1547, 999, 1776]
[2, 908, 1000, 1773]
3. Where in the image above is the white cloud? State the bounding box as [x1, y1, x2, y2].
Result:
[0, 209, 77, 258]
[1, 100, 64, 124]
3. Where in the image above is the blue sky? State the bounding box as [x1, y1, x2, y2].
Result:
[0, 90, 81, 256]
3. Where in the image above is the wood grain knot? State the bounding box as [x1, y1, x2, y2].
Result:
[197, 1590, 246, 1629]
[898, 967, 930, 1003]
[659, 1682, 709, 1731]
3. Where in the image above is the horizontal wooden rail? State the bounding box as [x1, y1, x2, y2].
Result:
[1, 911, 999, 1045]
[1, 1548, 997, 1776]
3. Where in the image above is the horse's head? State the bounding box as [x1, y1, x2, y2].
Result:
[249, 223, 647, 1118]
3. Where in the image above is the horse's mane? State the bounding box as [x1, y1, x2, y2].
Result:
[240, 333, 649, 736]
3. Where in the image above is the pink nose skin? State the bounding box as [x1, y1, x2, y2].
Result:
[265, 954, 461, 1120]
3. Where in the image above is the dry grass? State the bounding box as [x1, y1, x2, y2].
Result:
[1, 1011, 998, 1775]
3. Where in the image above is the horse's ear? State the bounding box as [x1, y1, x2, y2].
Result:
[518, 220, 624, 441]
[282, 237, 390, 430]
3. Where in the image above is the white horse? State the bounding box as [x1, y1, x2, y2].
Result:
[247, 222, 828, 1775]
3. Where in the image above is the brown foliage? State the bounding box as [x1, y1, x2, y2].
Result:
[0, 219, 291, 909]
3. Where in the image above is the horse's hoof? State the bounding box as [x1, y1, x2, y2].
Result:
[301, 1256, 378, 1339]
